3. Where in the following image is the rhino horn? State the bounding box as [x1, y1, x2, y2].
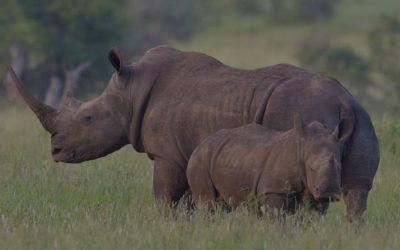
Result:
[9, 66, 58, 133]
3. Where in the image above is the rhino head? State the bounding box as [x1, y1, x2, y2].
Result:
[294, 115, 353, 201]
[10, 49, 137, 163]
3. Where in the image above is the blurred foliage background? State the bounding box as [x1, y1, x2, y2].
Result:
[0, 0, 399, 117]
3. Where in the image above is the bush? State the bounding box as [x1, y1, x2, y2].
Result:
[294, 0, 339, 21]
[196, 0, 339, 23]
[266, 0, 340, 22]
[297, 34, 372, 100]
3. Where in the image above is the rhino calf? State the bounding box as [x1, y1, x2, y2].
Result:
[187, 117, 350, 215]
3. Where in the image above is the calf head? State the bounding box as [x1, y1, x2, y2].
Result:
[10, 49, 134, 163]
[294, 115, 353, 201]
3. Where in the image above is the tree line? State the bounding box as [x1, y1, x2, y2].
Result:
[1, 0, 399, 115]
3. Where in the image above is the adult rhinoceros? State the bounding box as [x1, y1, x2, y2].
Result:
[10, 45, 379, 218]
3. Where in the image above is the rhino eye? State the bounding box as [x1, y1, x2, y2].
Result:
[83, 115, 94, 123]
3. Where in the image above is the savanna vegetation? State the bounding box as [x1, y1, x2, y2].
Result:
[1, 0, 400, 249]
[0, 104, 400, 249]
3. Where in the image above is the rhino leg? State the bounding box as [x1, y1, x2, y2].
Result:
[153, 158, 189, 210]
[190, 191, 217, 212]
[341, 105, 379, 220]
[186, 160, 217, 212]
[342, 188, 368, 220]
[258, 193, 287, 217]
[308, 199, 330, 215]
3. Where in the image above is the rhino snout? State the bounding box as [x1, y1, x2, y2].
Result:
[51, 145, 63, 162]
[314, 186, 341, 201]
[51, 146, 62, 155]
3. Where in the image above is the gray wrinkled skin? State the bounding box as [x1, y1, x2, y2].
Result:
[187, 118, 349, 216]
[12, 45, 379, 219]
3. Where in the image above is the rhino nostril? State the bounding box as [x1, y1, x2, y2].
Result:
[52, 147, 62, 155]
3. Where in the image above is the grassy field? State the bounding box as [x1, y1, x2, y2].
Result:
[1, 0, 400, 249]
[0, 107, 400, 250]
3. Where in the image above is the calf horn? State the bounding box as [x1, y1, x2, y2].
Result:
[9, 66, 58, 133]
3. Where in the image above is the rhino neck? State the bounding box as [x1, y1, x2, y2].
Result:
[128, 65, 157, 152]
[128, 46, 183, 152]
[261, 131, 304, 194]
[293, 132, 307, 188]
[279, 131, 305, 192]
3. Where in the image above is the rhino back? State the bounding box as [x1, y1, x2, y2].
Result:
[141, 52, 316, 165]
[140, 49, 360, 168]
[263, 76, 355, 131]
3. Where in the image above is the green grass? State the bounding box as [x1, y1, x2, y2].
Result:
[0, 105, 400, 249]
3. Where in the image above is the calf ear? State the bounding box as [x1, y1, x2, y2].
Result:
[336, 117, 354, 143]
[108, 48, 131, 76]
[294, 114, 307, 138]
[332, 108, 354, 143]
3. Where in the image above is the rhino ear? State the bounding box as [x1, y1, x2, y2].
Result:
[331, 107, 354, 143]
[294, 114, 307, 138]
[108, 48, 131, 76]
[331, 124, 340, 141]
[332, 117, 354, 143]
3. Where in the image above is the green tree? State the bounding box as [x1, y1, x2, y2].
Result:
[368, 12, 400, 90]
[0, 0, 129, 99]
[128, 0, 202, 52]
[1, 0, 203, 99]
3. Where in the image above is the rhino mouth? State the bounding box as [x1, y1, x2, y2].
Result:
[51, 146, 82, 163]
[51, 145, 75, 162]
[51, 146, 63, 162]
[314, 193, 341, 202]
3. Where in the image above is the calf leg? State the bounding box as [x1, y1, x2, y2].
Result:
[302, 189, 330, 215]
[192, 191, 217, 212]
[258, 193, 286, 217]
[186, 162, 217, 212]
[153, 158, 189, 210]
[308, 199, 330, 215]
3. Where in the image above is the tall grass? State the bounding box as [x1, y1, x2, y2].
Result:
[0, 105, 399, 249]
